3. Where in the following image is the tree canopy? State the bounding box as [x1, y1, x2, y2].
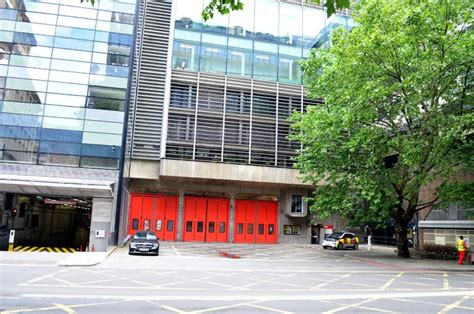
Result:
[201, 0, 350, 20]
[291, 0, 473, 257]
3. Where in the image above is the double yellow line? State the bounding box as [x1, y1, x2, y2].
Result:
[12, 246, 77, 253]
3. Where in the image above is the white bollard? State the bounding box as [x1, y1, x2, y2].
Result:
[368, 235, 372, 251]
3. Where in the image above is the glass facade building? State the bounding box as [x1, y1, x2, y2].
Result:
[172, 0, 354, 84]
[0, 0, 136, 169]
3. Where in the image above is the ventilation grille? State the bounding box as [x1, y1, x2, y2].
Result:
[131, 0, 172, 160]
[166, 70, 315, 169]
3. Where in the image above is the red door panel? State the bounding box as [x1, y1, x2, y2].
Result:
[255, 201, 268, 244]
[266, 201, 278, 244]
[206, 199, 218, 242]
[128, 194, 143, 236]
[194, 198, 207, 242]
[183, 197, 196, 242]
[216, 198, 229, 242]
[154, 196, 166, 240]
[142, 196, 154, 231]
[163, 195, 178, 241]
[245, 201, 256, 243]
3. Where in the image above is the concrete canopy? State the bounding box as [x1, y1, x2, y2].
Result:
[0, 174, 115, 198]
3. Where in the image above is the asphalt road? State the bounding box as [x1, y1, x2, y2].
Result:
[1, 243, 473, 313]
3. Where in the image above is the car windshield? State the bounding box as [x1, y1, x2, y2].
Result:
[327, 232, 344, 239]
[134, 232, 157, 240]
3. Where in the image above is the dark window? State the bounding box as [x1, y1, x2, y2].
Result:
[167, 220, 173, 232]
[4, 89, 43, 103]
[219, 222, 225, 233]
[291, 195, 304, 213]
[197, 221, 203, 233]
[156, 219, 162, 231]
[258, 224, 264, 234]
[268, 224, 274, 235]
[283, 225, 301, 235]
[31, 214, 39, 228]
[247, 223, 253, 234]
[186, 221, 193, 232]
[237, 223, 243, 234]
[132, 219, 139, 230]
[208, 222, 215, 233]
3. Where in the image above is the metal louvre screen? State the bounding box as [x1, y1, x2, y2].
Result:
[131, 0, 172, 160]
[166, 70, 310, 169]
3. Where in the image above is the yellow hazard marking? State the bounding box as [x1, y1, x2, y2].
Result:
[8, 244, 14, 252]
[8, 246, 76, 253]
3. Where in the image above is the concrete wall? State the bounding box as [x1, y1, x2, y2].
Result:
[89, 197, 114, 252]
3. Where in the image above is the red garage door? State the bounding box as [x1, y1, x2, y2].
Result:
[235, 200, 278, 244]
[128, 194, 178, 241]
[183, 197, 229, 242]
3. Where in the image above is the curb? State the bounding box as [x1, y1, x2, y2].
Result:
[347, 254, 474, 272]
[57, 246, 118, 267]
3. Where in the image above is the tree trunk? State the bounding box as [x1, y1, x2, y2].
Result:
[395, 222, 410, 258]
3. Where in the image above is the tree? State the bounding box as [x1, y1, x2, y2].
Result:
[201, 0, 350, 20]
[291, 0, 473, 257]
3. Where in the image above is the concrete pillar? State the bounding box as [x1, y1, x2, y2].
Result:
[176, 191, 185, 241]
[229, 195, 235, 243]
[89, 197, 113, 252]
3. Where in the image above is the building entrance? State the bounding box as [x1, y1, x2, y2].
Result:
[183, 197, 229, 242]
[128, 194, 178, 241]
[234, 200, 278, 244]
[0, 193, 91, 251]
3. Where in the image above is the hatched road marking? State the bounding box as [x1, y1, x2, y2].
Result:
[13, 246, 76, 253]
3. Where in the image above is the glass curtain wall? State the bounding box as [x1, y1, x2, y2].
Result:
[0, 0, 136, 169]
[172, 0, 347, 84]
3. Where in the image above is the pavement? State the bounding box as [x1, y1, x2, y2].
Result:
[1, 243, 473, 271]
[1, 243, 473, 313]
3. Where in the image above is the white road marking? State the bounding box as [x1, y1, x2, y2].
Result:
[312, 274, 350, 289]
[382, 272, 404, 290]
[323, 298, 379, 314]
[437, 295, 470, 314]
[161, 305, 187, 313]
[390, 297, 474, 311]
[247, 303, 292, 313]
[416, 277, 437, 281]
[25, 268, 70, 284]
[172, 246, 181, 256]
[457, 273, 473, 277]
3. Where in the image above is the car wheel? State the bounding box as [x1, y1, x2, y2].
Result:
[337, 243, 343, 250]
[354, 243, 359, 250]
[323, 246, 327, 249]
[128, 251, 133, 255]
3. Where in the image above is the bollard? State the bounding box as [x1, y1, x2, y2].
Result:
[8, 230, 15, 252]
[368, 235, 372, 251]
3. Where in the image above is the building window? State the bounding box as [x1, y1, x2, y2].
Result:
[132, 219, 139, 230]
[167, 220, 174, 232]
[156, 219, 162, 231]
[283, 225, 301, 235]
[291, 195, 303, 213]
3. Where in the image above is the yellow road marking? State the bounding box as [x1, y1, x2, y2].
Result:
[46, 247, 54, 252]
[61, 248, 69, 253]
[18, 246, 30, 252]
[29, 247, 39, 252]
[52, 303, 76, 314]
[13, 246, 22, 251]
[438, 295, 470, 314]
[443, 273, 449, 289]
[54, 247, 61, 253]
[69, 248, 76, 253]
[36, 247, 45, 253]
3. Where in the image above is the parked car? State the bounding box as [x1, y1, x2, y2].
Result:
[129, 230, 160, 255]
[322, 232, 359, 250]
